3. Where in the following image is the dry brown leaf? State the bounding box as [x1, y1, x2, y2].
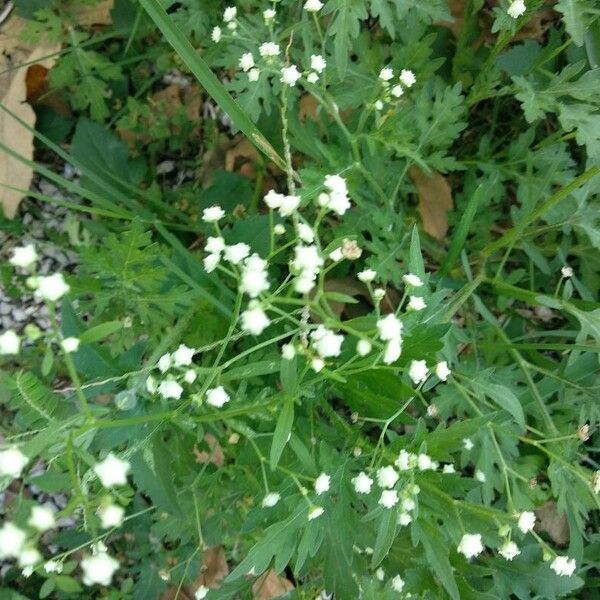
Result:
[193, 433, 225, 467]
[535, 501, 570, 546]
[198, 546, 229, 587]
[409, 166, 453, 241]
[299, 94, 319, 122]
[0, 15, 60, 218]
[225, 137, 259, 172]
[252, 569, 295, 599]
[72, 0, 114, 27]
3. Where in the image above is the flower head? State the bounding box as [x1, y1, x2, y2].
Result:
[435, 361, 451, 381]
[158, 379, 183, 400]
[259, 42, 280, 58]
[173, 344, 195, 367]
[399, 69, 416, 87]
[499, 541, 520, 560]
[9, 244, 38, 269]
[391, 574, 405, 592]
[407, 296, 426, 311]
[358, 269, 376, 283]
[304, 0, 323, 12]
[310, 325, 344, 358]
[206, 386, 230, 408]
[223, 6, 237, 22]
[35, 273, 70, 302]
[379, 489, 399, 508]
[314, 473, 331, 495]
[379, 67, 394, 81]
[376, 465, 399, 488]
[408, 360, 428, 385]
[240, 254, 270, 297]
[507, 0, 526, 19]
[28, 506, 56, 531]
[457, 533, 484, 559]
[0, 330, 20, 355]
[239, 52, 255, 72]
[310, 54, 327, 73]
[98, 503, 125, 529]
[81, 552, 119, 586]
[550, 555, 576, 576]
[352, 472, 373, 494]
[61, 337, 80, 353]
[211, 26, 222, 42]
[403, 273, 423, 287]
[281, 65, 302, 86]
[517, 511, 536, 534]
[308, 505, 324, 520]
[0, 522, 26, 559]
[94, 453, 130, 488]
[262, 492, 280, 508]
[241, 302, 270, 335]
[561, 265, 573, 278]
[0, 446, 28, 478]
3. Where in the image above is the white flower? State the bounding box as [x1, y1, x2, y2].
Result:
[310, 325, 344, 358]
[417, 453, 435, 471]
[240, 254, 270, 297]
[379, 489, 399, 508]
[376, 314, 403, 342]
[158, 379, 183, 400]
[44, 560, 63, 574]
[0, 330, 20, 355]
[380, 339, 399, 364]
[435, 361, 451, 381]
[561, 266, 573, 278]
[314, 473, 331, 495]
[248, 68, 260, 82]
[146, 375, 157, 393]
[9, 244, 38, 269]
[550, 555, 576, 576]
[375, 567, 385, 581]
[398, 512, 412, 526]
[0, 446, 28, 478]
[173, 344, 195, 366]
[184, 369, 197, 384]
[475, 470, 486, 482]
[262, 492, 280, 508]
[18, 546, 41, 568]
[457, 533, 484, 559]
[307, 72, 319, 83]
[223, 6, 237, 22]
[81, 552, 120, 586]
[241, 302, 270, 335]
[281, 343, 296, 360]
[403, 273, 423, 287]
[195, 586, 210, 600]
[304, 0, 323, 12]
[407, 296, 426, 311]
[0, 522, 26, 559]
[399, 69, 416, 87]
[259, 42, 280, 58]
[499, 541, 520, 560]
[94, 453, 130, 488]
[395, 449, 416, 471]
[311, 357, 325, 372]
[264, 189, 284, 209]
[28, 506, 55, 531]
[463, 438, 474, 451]
[408, 360, 428, 385]
[391, 85, 404, 98]
[376, 465, 399, 488]
[98, 504, 125, 529]
[310, 54, 326, 73]
[279, 195, 301, 216]
[379, 67, 394, 81]
[202, 205, 225, 223]
[358, 269, 376, 283]
[374, 100, 384, 110]
[263, 8, 276, 21]
[273, 223, 285, 235]
[442, 464, 456, 474]
[281, 65, 302, 86]
[224, 243, 250, 266]
[206, 386, 230, 408]
[203, 253, 221, 273]
[329, 247, 343, 262]
[292, 244, 323, 278]
[157, 353, 172, 373]
[239, 52, 255, 72]
[507, 0, 526, 19]
[517, 511, 536, 534]
[356, 339, 372, 356]
[391, 574, 405, 592]
[205, 236, 225, 254]
[352, 472, 373, 494]
[401, 497, 416, 512]
[308, 506, 324, 520]
[35, 273, 70, 302]
[211, 26, 222, 42]
[61, 337, 80, 353]
[297, 223, 315, 243]
[320, 174, 351, 215]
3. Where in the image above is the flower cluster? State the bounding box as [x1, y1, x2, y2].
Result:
[375, 67, 416, 109]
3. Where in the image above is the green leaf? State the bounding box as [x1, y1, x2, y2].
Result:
[471, 380, 526, 430]
[555, 0, 595, 46]
[139, 0, 287, 171]
[79, 320, 123, 344]
[54, 575, 82, 593]
[39, 579, 55, 599]
[270, 396, 295, 470]
[416, 521, 460, 600]
[371, 507, 398, 567]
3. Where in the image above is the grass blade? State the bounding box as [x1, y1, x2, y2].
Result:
[139, 0, 287, 172]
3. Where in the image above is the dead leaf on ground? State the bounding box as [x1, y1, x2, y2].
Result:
[0, 15, 60, 218]
[299, 94, 319, 122]
[72, 0, 114, 27]
[225, 137, 259, 176]
[252, 569, 295, 599]
[535, 501, 570, 546]
[408, 166, 453, 241]
[193, 432, 225, 467]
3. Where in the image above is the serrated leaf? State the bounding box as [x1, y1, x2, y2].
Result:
[371, 507, 398, 567]
[270, 396, 294, 469]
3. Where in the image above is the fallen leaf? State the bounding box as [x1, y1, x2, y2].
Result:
[198, 546, 229, 587]
[0, 15, 60, 218]
[535, 501, 570, 546]
[299, 94, 319, 122]
[409, 166, 453, 241]
[193, 433, 225, 467]
[225, 137, 259, 173]
[72, 0, 114, 27]
[252, 569, 294, 599]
